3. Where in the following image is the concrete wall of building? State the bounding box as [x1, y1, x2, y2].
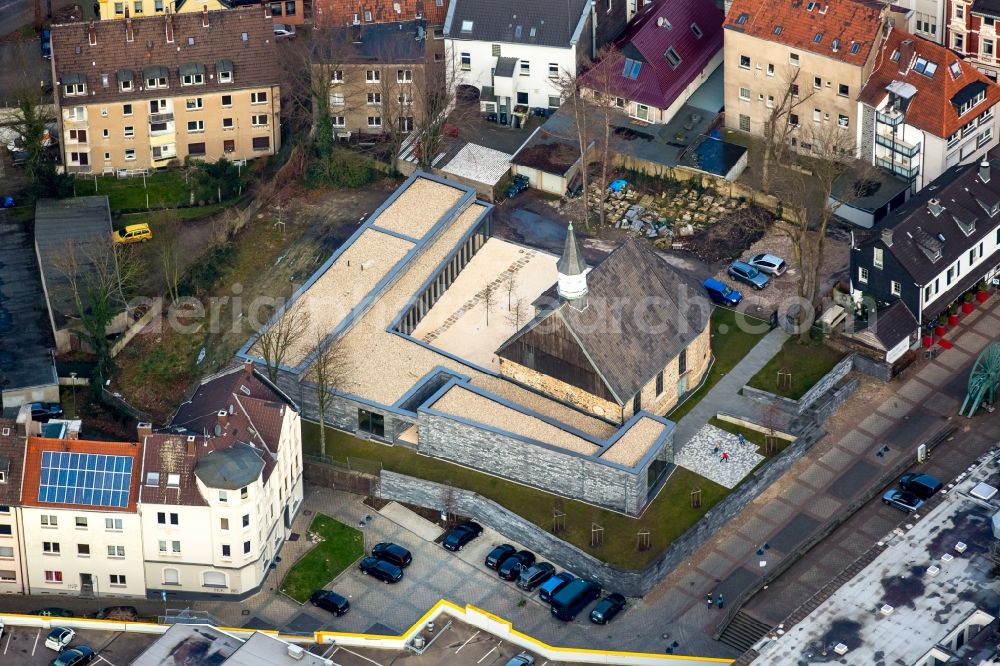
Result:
[723, 31, 872, 148]
[59, 85, 280, 173]
[414, 410, 656, 515]
[22, 507, 147, 597]
[0, 507, 25, 594]
[613, 57, 723, 126]
[322, 61, 433, 137]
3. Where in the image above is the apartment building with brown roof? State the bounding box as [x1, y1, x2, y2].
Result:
[50, 6, 281, 173]
[138, 363, 303, 598]
[313, 0, 447, 29]
[0, 420, 26, 595]
[723, 0, 901, 150]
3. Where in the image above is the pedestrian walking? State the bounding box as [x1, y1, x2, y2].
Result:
[713, 443, 720, 455]
[738, 432, 746, 447]
[721, 451, 730, 463]
[717, 594, 725, 609]
[706, 593, 713, 608]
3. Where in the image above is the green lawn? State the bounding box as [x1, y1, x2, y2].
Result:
[747, 338, 844, 400]
[79, 171, 196, 212]
[708, 417, 792, 458]
[668, 308, 770, 422]
[279, 514, 365, 603]
[114, 203, 227, 228]
[303, 423, 729, 570]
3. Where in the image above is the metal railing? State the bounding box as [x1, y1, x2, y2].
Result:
[875, 133, 921, 157]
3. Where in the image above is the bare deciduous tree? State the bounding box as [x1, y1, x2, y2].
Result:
[504, 273, 519, 310]
[252, 301, 312, 382]
[308, 331, 349, 458]
[761, 68, 815, 193]
[559, 72, 595, 227]
[505, 297, 529, 332]
[481, 280, 497, 326]
[159, 214, 183, 303]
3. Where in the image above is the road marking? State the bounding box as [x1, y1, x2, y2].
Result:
[456, 630, 480, 653]
[3, 630, 10, 654]
[95, 656, 119, 666]
[338, 647, 383, 666]
[477, 645, 498, 663]
[31, 629, 40, 655]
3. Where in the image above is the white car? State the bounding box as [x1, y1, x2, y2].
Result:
[273, 23, 296, 39]
[44, 626, 75, 651]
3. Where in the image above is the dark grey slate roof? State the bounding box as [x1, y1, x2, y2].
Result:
[557, 223, 588, 275]
[498, 238, 711, 403]
[869, 159, 1000, 285]
[862, 300, 918, 349]
[445, 0, 590, 48]
[494, 56, 517, 78]
[313, 20, 429, 63]
[194, 443, 265, 489]
[34, 197, 113, 323]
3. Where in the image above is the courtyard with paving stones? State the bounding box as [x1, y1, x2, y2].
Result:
[673, 423, 765, 489]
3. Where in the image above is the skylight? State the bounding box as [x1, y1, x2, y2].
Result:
[736, 13, 748, 24]
[806, 1, 816, 10]
[529, 27, 536, 37]
[690, 22, 702, 38]
[665, 47, 682, 69]
[514, 25, 522, 39]
[850, 41, 861, 55]
[950, 61, 962, 79]
[891, 50, 900, 62]
[773, 25, 782, 35]
[831, 38, 840, 51]
[461, 19, 473, 32]
[622, 58, 642, 79]
[914, 57, 938, 77]
[814, 32, 823, 43]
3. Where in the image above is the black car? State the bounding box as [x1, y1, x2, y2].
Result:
[442, 521, 483, 551]
[30, 402, 64, 422]
[92, 605, 139, 620]
[371, 542, 412, 568]
[899, 473, 943, 499]
[517, 562, 555, 591]
[359, 556, 403, 583]
[498, 550, 536, 581]
[589, 593, 626, 624]
[310, 590, 350, 616]
[485, 544, 517, 570]
[52, 646, 95, 666]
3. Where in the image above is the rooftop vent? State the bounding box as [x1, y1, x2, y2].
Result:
[656, 16, 672, 28]
[287, 644, 305, 660]
[927, 198, 944, 217]
[980, 160, 991, 183]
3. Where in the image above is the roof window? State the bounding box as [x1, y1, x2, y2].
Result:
[167, 473, 180, 487]
[813, 32, 822, 43]
[736, 13, 748, 24]
[665, 47, 682, 69]
[622, 57, 642, 79]
[850, 42, 861, 55]
[461, 19, 473, 32]
[949, 61, 962, 79]
[690, 22, 702, 38]
[146, 472, 160, 486]
[773, 25, 782, 35]
[914, 58, 938, 77]
[806, 1, 816, 10]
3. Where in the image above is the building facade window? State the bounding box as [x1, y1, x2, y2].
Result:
[45, 570, 63, 583]
[859, 267, 869, 283]
[891, 280, 902, 296]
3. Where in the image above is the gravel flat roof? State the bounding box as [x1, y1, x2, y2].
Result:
[600, 417, 668, 467]
[430, 384, 600, 455]
[372, 178, 465, 239]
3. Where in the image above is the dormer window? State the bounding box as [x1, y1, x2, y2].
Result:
[144, 66, 169, 89]
[180, 63, 205, 86]
[216, 60, 234, 84]
[63, 74, 87, 96]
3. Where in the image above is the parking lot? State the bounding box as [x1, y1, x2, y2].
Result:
[309, 620, 592, 666]
[1, 625, 157, 666]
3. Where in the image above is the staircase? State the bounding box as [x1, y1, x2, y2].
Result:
[718, 611, 772, 653]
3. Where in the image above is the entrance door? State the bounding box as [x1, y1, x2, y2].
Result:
[80, 573, 94, 596]
[677, 376, 689, 397]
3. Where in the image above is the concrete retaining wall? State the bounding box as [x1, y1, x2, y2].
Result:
[742, 353, 855, 416]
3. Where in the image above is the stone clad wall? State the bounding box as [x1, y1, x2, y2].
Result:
[742, 353, 855, 416]
[415, 411, 656, 515]
[498, 358, 623, 422]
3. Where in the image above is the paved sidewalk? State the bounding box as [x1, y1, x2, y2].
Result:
[672, 327, 788, 446]
[636, 298, 1000, 658]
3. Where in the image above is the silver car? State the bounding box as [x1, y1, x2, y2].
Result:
[749, 253, 787, 276]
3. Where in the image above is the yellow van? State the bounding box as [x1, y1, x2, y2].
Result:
[113, 223, 152, 244]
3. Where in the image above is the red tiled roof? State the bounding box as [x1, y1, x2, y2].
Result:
[313, 0, 447, 28]
[859, 29, 1000, 138]
[584, 0, 723, 110]
[21, 437, 143, 512]
[725, 0, 883, 66]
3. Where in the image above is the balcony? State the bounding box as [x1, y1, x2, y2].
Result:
[65, 164, 92, 174]
[876, 156, 919, 180]
[149, 112, 174, 124]
[875, 110, 904, 127]
[875, 132, 921, 157]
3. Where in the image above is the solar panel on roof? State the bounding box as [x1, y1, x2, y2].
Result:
[38, 451, 133, 508]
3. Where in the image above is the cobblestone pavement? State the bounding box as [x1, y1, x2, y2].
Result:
[674, 424, 765, 489]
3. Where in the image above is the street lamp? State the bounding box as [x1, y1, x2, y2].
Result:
[69, 372, 77, 418]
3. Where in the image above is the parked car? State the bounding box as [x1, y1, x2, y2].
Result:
[589, 593, 626, 624]
[882, 489, 925, 513]
[51, 646, 94, 666]
[32, 608, 75, 617]
[92, 605, 139, 621]
[504, 653, 535, 666]
[442, 521, 483, 551]
[359, 556, 403, 583]
[899, 473, 943, 499]
[372, 542, 412, 568]
[728, 260, 770, 290]
[538, 571, 574, 603]
[1, 196, 13, 208]
[507, 174, 529, 199]
[498, 550, 536, 581]
[550, 579, 601, 621]
[309, 590, 350, 616]
[44, 627, 75, 651]
[41, 29, 52, 59]
[484, 544, 517, 570]
[517, 562, 555, 591]
[703, 278, 742, 306]
[273, 23, 296, 38]
[30, 402, 63, 422]
[113, 223, 152, 245]
[748, 253, 787, 276]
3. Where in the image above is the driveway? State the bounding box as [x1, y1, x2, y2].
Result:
[0, 39, 50, 107]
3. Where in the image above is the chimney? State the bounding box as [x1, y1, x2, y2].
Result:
[898, 39, 914, 75]
[243, 359, 254, 376]
[186, 435, 196, 456]
[980, 160, 991, 183]
[165, 11, 174, 43]
[126, 7, 134, 42]
[88, 20, 97, 46]
[217, 410, 229, 427]
[202, 4, 209, 27]
[881, 228, 893, 247]
[137, 422, 153, 438]
[263, 0, 271, 19]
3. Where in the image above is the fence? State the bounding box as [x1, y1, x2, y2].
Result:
[100, 388, 157, 425]
[304, 458, 379, 496]
[110, 298, 163, 358]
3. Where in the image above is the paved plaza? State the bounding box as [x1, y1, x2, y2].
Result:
[674, 424, 765, 488]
